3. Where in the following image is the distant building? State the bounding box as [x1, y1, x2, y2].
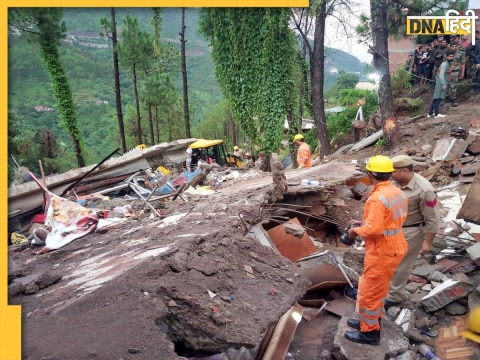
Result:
[284, 117, 315, 130]
[356, 80, 377, 91]
[388, 36, 417, 74]
[34, 105, 54, 112]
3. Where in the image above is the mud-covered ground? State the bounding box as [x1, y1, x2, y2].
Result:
[9, 88, 480, 360]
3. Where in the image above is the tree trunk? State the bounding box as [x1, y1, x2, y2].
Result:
[231, 117, 237, 148]
[371, 0, 399, 150]
[155, 105, 160, 142]
[180, 8, 191, 138]
[311, 1, 330, 158]
[148, 105, 154, 145]
[111, 8, 127, 153]
[132, 63, 142, 145]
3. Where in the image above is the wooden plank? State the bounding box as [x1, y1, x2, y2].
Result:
[262, 304, 303, 360]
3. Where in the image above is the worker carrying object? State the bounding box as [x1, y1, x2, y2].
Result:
[293, 134, 311, 168]
[343, 155, 408, 346]
[233, 145, 244, 160]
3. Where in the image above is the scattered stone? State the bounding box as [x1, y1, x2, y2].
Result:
[445, 302, 468, 316]
[428, 271, 445, 282]
[36, 273, 62, 289]
[405, 282, 423, 293]
[283, 222, 305, 238]
[404, 327, 425, 343]
[411, 264, 444, 279]
[8, 281, 25, 297]
[24, 282, 40, 295]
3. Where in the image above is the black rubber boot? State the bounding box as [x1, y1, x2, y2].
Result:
[384, 299, 400, 310]
[347, 318, 360, 330]
[347, 318, 381, 330]
[344, 330, 380, 345]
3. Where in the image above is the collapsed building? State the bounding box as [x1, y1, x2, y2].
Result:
[7, 118, 480, 359]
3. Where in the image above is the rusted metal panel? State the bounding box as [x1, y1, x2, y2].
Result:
[267, 218, 317, 262]
[457, 167, 480, 224]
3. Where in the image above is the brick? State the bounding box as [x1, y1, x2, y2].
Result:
[421, 274, 474, 312]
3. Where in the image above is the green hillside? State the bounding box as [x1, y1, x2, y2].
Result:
[8, 8, 367, 165]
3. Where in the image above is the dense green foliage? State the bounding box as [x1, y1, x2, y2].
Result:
[199, 8, 298, 155]
[8, 8, 368, 175]
[326, 89, 378, 143]
[335, 71, 360, 90]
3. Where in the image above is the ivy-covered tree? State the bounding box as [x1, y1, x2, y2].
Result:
[199, 8, 297, 155]
[9, 8, 85, 167]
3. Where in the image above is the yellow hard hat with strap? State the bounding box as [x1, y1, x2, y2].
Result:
[365, 155, 394, 173]
[293, 134, 304, 141]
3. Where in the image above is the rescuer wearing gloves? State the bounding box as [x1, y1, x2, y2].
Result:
[384, 155, 440, 309]
[293, 134, 311, 168]
[344, 155, 408, 346]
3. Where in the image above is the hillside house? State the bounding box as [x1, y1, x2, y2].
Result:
[34, 105, 53, 112]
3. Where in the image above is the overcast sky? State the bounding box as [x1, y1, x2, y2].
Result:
[324, 2, 373, 64]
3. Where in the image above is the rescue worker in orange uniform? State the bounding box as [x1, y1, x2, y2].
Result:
[293, 134, 311, 168]
[344, 155, 408, 345]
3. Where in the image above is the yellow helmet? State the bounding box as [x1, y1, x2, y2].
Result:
[234, 145, 239, 151]
[365, 155, 394, 173]
[293, 134, 304, 141]
[461, 306, 480, 343]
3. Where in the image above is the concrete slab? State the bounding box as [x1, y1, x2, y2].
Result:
[349, 130, 384, 152]
[432, 138, 468, 162]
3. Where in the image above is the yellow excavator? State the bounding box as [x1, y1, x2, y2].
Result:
[189, 139, 243, 168]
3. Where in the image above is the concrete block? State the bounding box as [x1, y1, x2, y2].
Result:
[445, 301, 468, 315]
[421, 274, 474, 312]
[395, 308, 415, 332]
[428, 271, 446, 282]
[466, 242, 480, 261]
[405, 282, 422, 293]
[432, 138, 468, 162]
[411, 263, 444, 279]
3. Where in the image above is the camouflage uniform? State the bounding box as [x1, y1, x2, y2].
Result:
[448, 44, 465, 104]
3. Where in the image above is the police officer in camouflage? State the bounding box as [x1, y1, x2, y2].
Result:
[447, 36, 465, 107]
